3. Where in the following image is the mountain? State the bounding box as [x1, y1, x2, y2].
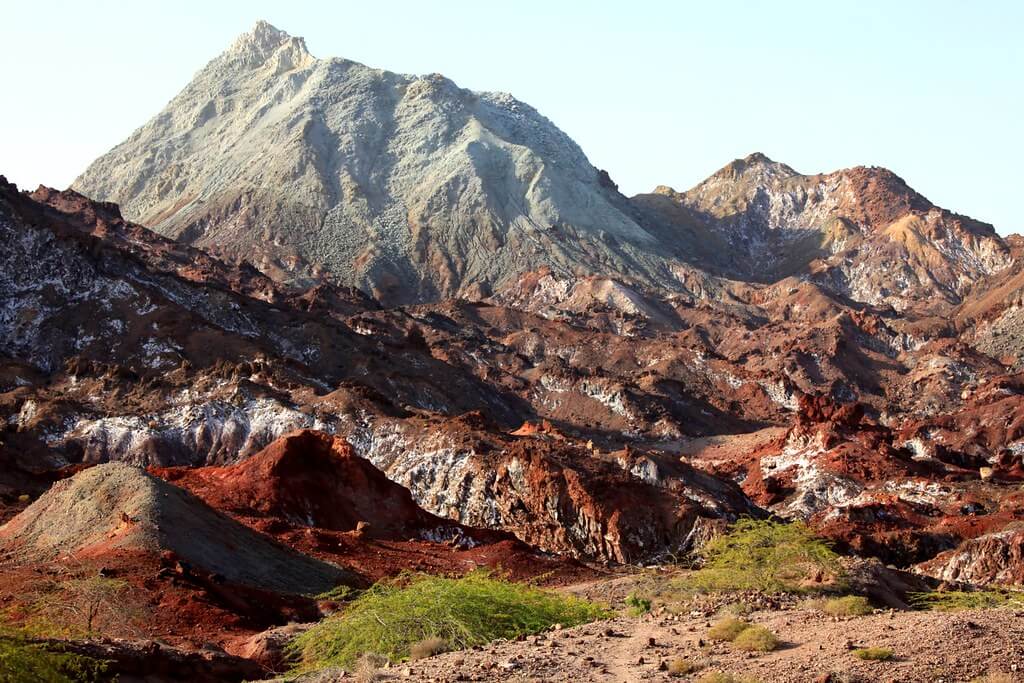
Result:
[73, 21, 680, 305]
[634, 153, 1012, 311]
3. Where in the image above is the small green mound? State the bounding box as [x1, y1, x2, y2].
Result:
[707, 617, 750, 642]
[289, 571, 610, 670]
[909, 590, 1024, 611]
[0, 632, 107, 683]
[821, 595, 873, 616]
[732, 625, 779, 652]
[853, 646, 894, 661]
[682, 519, 842, 593]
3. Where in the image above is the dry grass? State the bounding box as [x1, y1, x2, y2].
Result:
[409, 636, 448, 661]
[707, 617, 750, 642]
[732, 625, 779, 652]
[715, 601, 753, 618]
[354, 652, 388, 683]
[667, 657, 703, 676]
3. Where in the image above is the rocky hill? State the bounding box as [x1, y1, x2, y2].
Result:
[634, 153, 1012, 311]
[0, 462, 350, 594]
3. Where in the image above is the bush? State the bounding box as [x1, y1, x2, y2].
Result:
[19, 575, 147, 638]
[697, 672, 760, 683]
[853, 646, 893, 661]
[707, 617, 750, 642]
[682, 519, 842, 593]
[909, 590, 1024, 611]
[0, 633, 107, 683]
[821, 595, 872, 616]
[409, 636, 448, 660]
[732, 625, 779, 652]
[668, 657, 702, 676]
[289, 571, 610, 670]
[626, 593, 652, 616]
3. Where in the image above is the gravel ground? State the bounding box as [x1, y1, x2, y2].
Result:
[295, 607, 1024, 682]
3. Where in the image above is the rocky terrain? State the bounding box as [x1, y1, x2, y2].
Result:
[3, 18, 1024, 682]
[372, 600, 1024, 683]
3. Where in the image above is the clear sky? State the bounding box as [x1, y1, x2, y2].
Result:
[1, 0, 1021, 233]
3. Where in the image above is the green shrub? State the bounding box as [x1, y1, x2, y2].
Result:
[289, 571, 610, 670]
[0, 633, 107, 683]
[821, 595, 873, 616]
[707, 617, 750, 642]
[682, 519, 842, 593]
[853, 646, 894, 661]
[909, 590, 1024, 611]
[732, 625, 779, 652]
[625, 593, 652, 616]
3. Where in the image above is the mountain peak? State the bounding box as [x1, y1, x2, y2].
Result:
[224, 20, 310, 69]
[712, 152, 796, 182]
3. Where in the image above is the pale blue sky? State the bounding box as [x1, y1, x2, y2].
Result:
[1, 0, 1020, 233]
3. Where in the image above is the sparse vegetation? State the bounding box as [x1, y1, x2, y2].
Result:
[853, 646, 894, 661]
[707, 617, 750, 642]
[681, 519, 842, 593]
[909, 590, 1024, 611]
[0, 631, 108, 683]
[625, 593, 652, 616]
[409, 636, 448, 660]
[820, 595, 873, 616]
[315, 584, 359, 602]
[970, 674, 1015, 683]
[289, 571, 610, 670]
[732, 625, 779, 652]
[667, 656, 703, 676]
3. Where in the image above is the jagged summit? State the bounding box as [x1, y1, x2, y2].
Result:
[215, 20, 313, 73]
